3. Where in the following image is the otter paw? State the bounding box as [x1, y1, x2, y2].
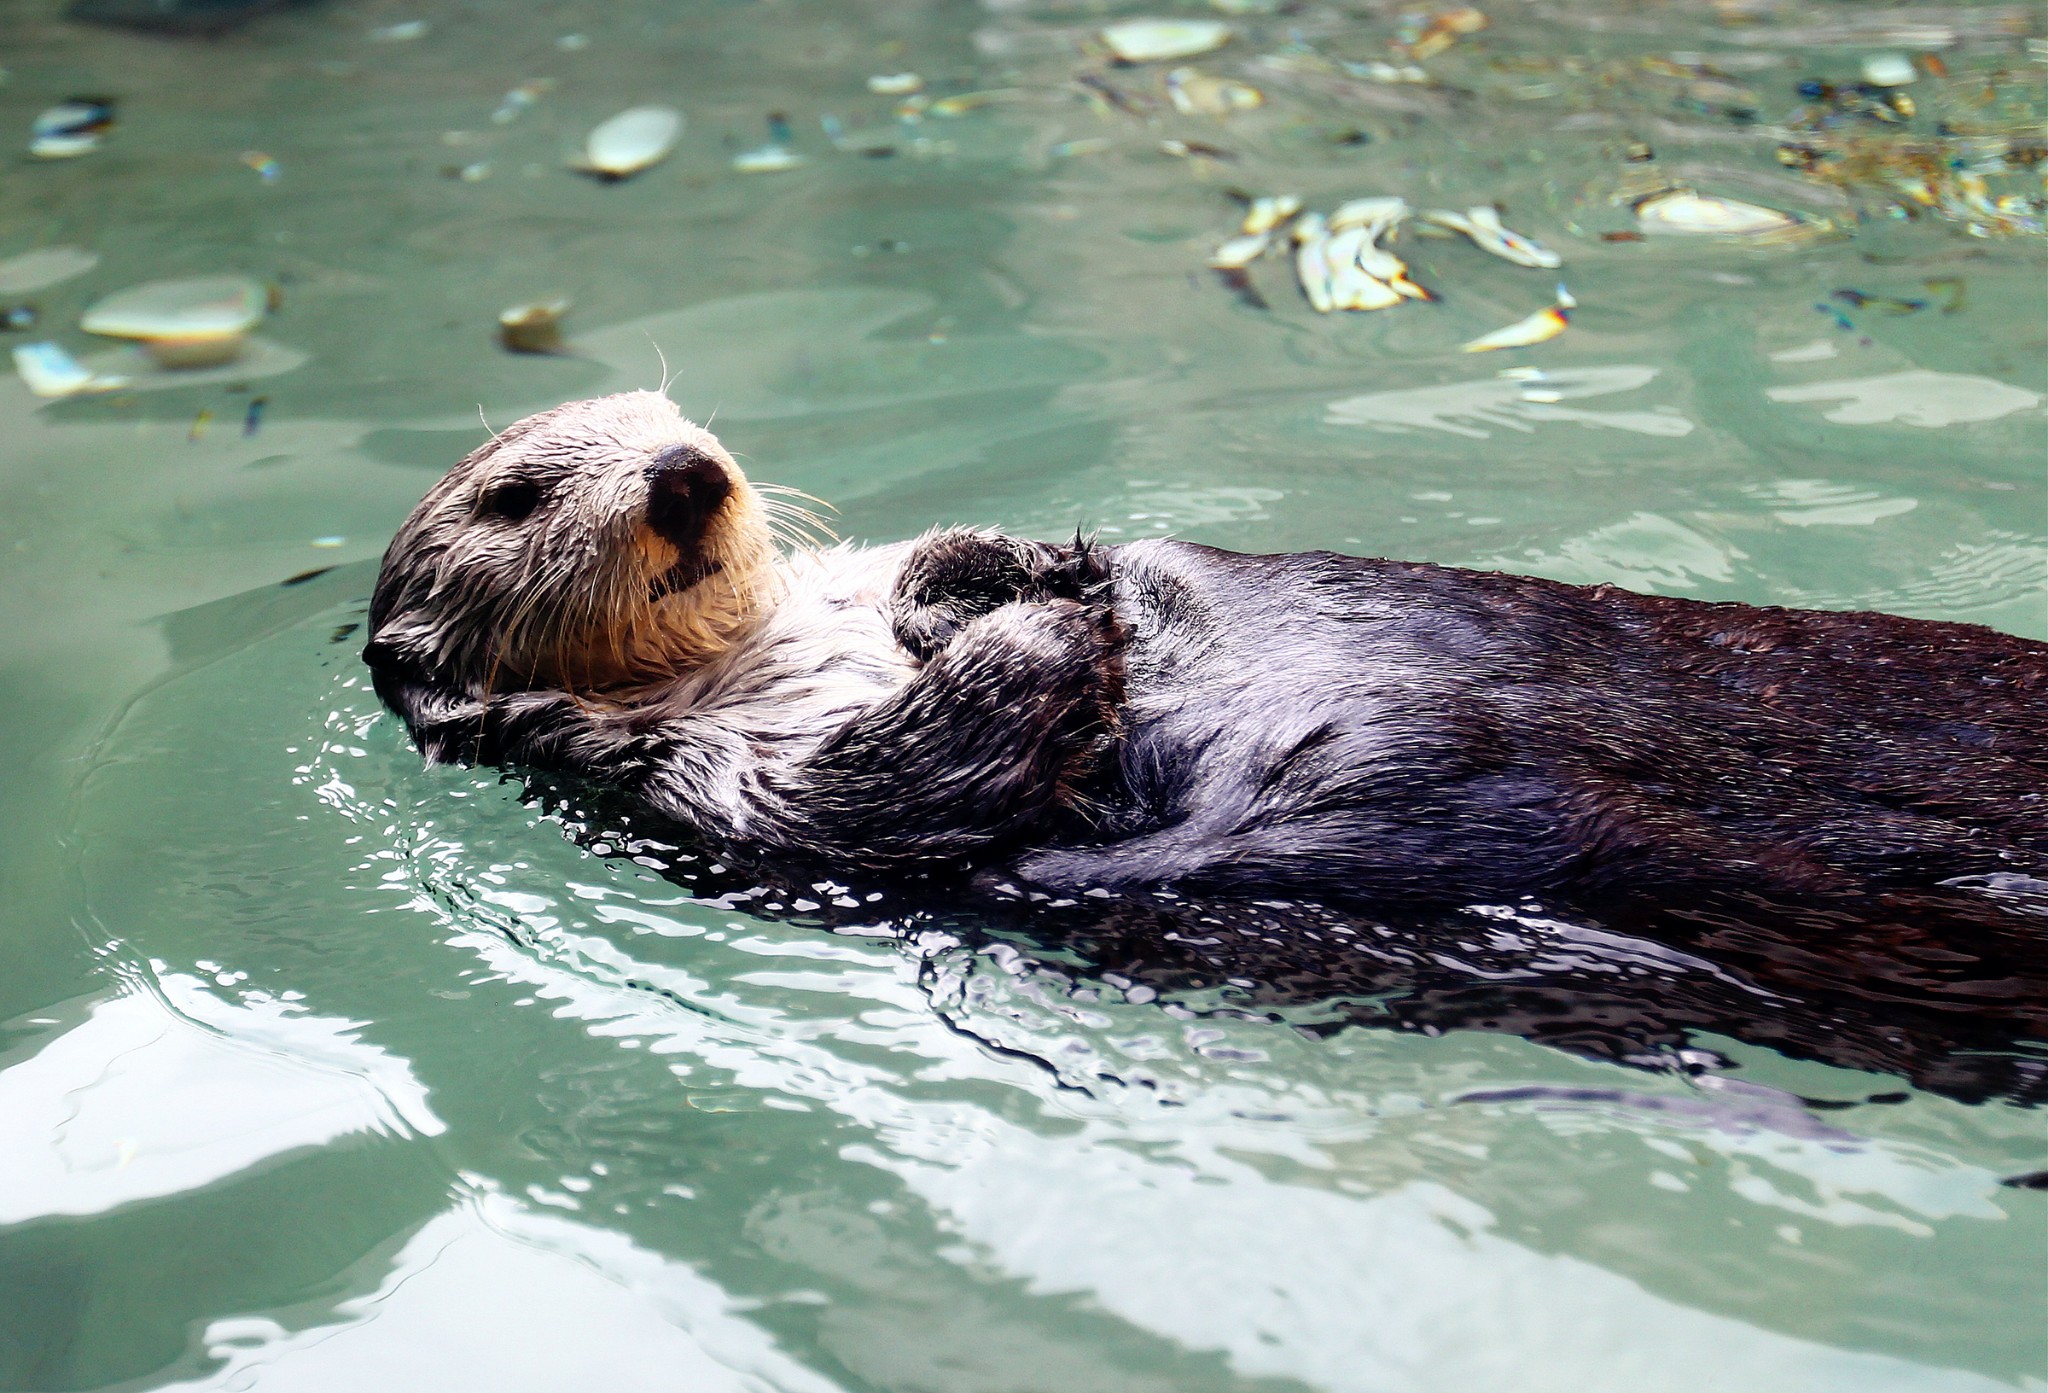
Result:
[891, 530, 1044, 662]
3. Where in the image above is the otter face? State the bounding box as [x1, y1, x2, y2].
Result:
[365, 391, 778, 750]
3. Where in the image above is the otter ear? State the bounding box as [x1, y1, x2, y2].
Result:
[362, 634, 487, 765]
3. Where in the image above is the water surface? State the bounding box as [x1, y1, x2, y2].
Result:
[1, 0, 2044, 1388]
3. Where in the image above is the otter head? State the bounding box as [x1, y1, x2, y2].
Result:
[364, 391, 778, 760]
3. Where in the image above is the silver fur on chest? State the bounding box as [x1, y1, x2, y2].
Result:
[619, 543, 917, 817]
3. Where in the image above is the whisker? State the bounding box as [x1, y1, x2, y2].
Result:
[752, 483, 840, 513]
[764, 503, 837, 547]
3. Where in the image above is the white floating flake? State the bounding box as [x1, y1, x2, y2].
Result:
[1462, 286, 1576, 352]
[13, 341, 127, 397]
[29, 99, 113, 159]
[732, 145, 803, 173]
[1288, 197, 1430, 311]
[1208, 231, 1271, 269]
[1240, 194, 1301, 237]
[1860, 54, 1917, 87]
[579, 106, 682, 180]
[1635, 190, 1797, 236]
[81, 274, 269, 369]
[1165, 67, 1262, 115]
[1422, 205, 1563, 268]
[1100, 18, 1231, 63]
[1292, 212, 1335, 313]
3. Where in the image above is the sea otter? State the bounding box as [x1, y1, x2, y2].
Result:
[364, 390, 2048, 918]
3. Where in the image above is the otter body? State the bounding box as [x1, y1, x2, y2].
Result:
[1011, 538, 2048, 908]
[365, 392, 2048, 917]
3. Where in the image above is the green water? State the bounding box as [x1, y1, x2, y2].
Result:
[2, 0, 2045, 1387]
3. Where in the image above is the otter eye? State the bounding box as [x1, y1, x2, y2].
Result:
[479, 481, 542, 522]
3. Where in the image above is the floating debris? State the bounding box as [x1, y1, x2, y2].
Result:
[244, 395, 267, 435]
[1076, 72, 1150, 118]
[497, 298, 570, 354]
[240, 150, 281, 182]
[576, 106, 682, 181]
[12, 340, 126, 397]
[1215, 192, 1570, 317]
[1050, 137, 1114, 158]
[1792, 79, 1913, 125]
[81, 274, 268, 368]
[29, 98, 114, 159]
[492, 80, 553, 126]
[0, 246, 98, 295]
[1100, 18, 1231, 64]
[369, 19, 428, 41]
[1422, 206, 1562, 268]
[1322, 225, 1405, 309]
[1859, 54, 1917, 88]
[1204, 196, 1302, 285]
[1251, 196, 1435, 313]
[733, 145, 803, 172]
[1166, 67, 1263, 116]
[1332, 197, 1432, 300]
[1240, 194, 1301, 236]
[867, 72, 923, 96]
[1833, 287, 1926, 314]
[1160, 138, 1235, 161]
[1328, 196, 1408, 238]
[1348, 60, 1430, 84]
[1292, 213, 1336, 313]
[1463, 286, 1576, 352]
[1, 305, 35, 330]
[1813, 299, 1859, 335]
[188, 407, 212, 442]
[556, 33, 588, 52]
[1925, 276, 1965, 312]
[1635, 189, 1798, 236]
[1208, 231, 1271, 269]
[1405, 7, 1488, 61]
[927, 90, 1021, 116]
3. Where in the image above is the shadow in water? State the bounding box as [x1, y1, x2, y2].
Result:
[525, 779, 2048, 1110]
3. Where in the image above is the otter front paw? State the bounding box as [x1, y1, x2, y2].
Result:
[789, 596, 1127, 863]
[891, 529, 1115, 662]
[891, 530, 1038, 662]
[951, 597, 1127, 784]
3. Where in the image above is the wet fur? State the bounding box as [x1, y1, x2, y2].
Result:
[366, 392, 2048, 922]
[1013, 541, 2048, 913]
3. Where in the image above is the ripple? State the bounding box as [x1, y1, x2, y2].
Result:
[1326, 366, 1696, 440]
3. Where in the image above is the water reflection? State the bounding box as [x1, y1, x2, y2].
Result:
[520, 789, 2048, 1109]
[1765, 370, 2043, 429]
[1326, 365, 1694, 439]
[158, 1193, 839, 1393]
[0, 973, 440, 1226]
[393, 790, 2038, 1393]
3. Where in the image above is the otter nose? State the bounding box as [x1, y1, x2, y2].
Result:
[645, 446, 732, 549]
